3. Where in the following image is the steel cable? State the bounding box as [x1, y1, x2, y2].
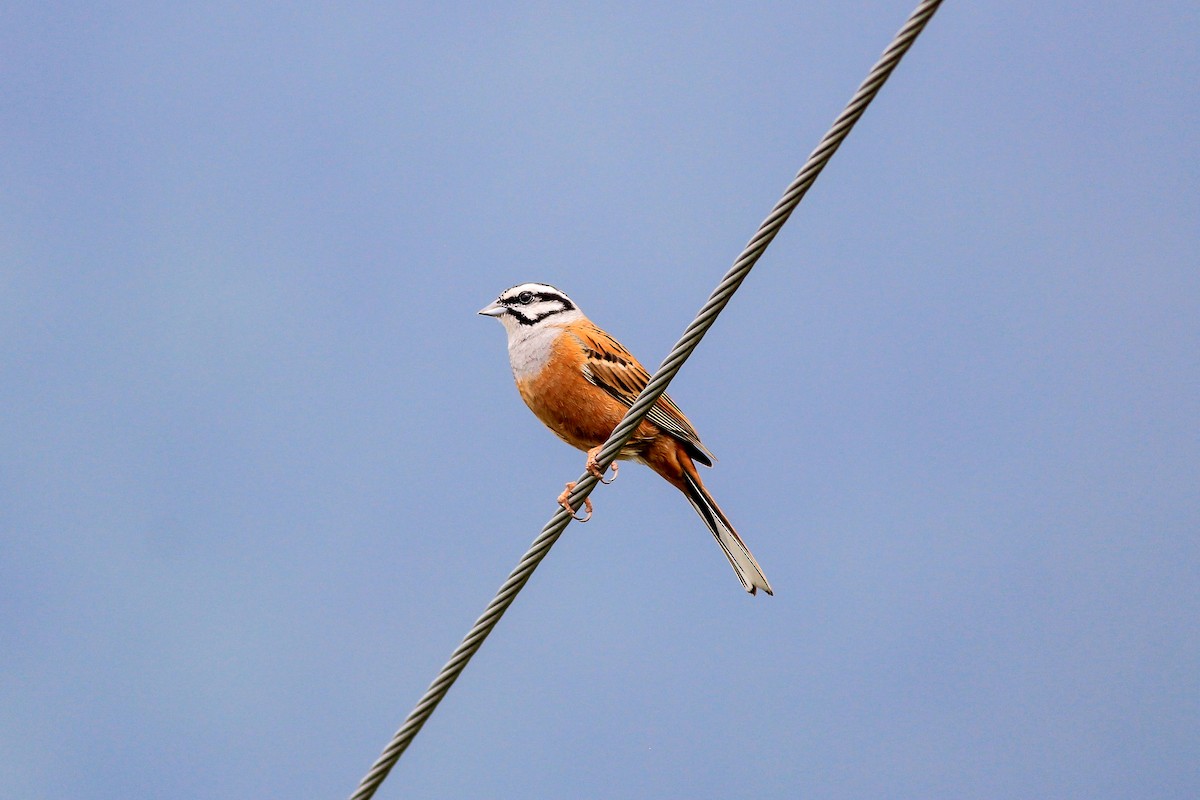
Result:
[349, 2, 943, 796]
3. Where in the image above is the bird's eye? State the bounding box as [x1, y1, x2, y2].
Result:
[517, 291, 533, 304]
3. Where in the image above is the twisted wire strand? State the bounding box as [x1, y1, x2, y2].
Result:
[349, 2, 942, 796]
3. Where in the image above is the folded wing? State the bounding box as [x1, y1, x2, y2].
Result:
[570, 324, 715, 466]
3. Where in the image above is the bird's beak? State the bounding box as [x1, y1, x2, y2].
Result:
[477, 300, 506, 317]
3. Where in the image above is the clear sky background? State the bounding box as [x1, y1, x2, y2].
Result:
[2, 3, 1196, 798]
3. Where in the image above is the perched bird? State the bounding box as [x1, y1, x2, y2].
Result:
[479, 282, 773, 596]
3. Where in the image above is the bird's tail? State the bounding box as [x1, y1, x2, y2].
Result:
[681, 470, 773, 596]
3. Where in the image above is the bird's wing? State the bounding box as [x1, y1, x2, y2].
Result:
[570, 323, 715, 465]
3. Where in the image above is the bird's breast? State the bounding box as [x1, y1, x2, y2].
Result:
[514, 332, 644, 453]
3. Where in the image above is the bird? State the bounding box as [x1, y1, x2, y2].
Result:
[479, 282, 773, 596]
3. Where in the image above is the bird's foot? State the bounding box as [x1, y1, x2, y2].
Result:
[586, 446, 618, 485]
[558, 482, 593, 522]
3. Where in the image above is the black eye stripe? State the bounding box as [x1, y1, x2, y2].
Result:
[536, 291, 573, 308]
[503, 291, 575, 309]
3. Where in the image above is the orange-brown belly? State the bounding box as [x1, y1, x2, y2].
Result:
[516, 357, 656, 457]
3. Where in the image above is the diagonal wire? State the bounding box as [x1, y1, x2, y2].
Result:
[348, 1, 943, 797]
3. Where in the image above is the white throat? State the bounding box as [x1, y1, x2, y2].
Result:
[499, 310, 583, 380]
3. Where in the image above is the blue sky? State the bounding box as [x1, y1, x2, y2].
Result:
[2, 2, 1197, 798]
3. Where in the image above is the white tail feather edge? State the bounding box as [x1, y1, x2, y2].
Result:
[682, 473, 773, 596]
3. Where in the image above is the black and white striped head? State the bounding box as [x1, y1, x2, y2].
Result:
[478, 283, 582, 330]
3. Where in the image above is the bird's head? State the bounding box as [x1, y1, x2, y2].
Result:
[478, 283, 582, 333]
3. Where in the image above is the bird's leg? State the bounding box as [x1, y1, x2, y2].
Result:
[558, 482, 593, 522]
[586, 446, 618, 485]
